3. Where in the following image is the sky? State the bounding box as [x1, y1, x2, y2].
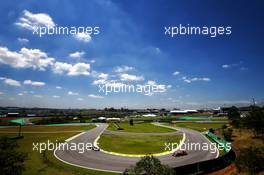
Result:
[0, 0, 263, 109]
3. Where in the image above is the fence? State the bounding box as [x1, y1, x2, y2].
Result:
[173, 147, 236, 174]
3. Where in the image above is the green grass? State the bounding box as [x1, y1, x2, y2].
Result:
[107, 123, 175, 133]
[169, 122, 225, 132]
[98, 134, 182, 155]
[0, 125, 118, 175]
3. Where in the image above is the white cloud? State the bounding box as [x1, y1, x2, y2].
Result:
[69, 51, 85, 59]
[53, 95, 60, 98]
[0, 77, 21, 87]
[173, 71, 180, 75]
[74, 32, 91, 43]
[182, 76, 211, 83]
[52, 62, 72, 74]
[68, 63, 90, 76]
[155, 47, 161, 54]
[114, 65, 134, 73]
[222, 62, 248, 71]
[17, 38, 29, 44]
[56, 86, 62, 89]
[24, 80, 45, 86]
[222, 64, 230, 68]
[120, 73, 144, 81]
[18, 93, 24, 96]
[0, 47, 54, 71]
[15, 10, 55, 30]
[90, 60, 96, 63]
[68, 91, 79, 96]
[92, 79, 108, 85]
[98, 73, 108, 80]
[88, 94, 104, 99]
[146, 80, 156, 86]
[52, 62, 90, 76]
[77, 98, 83, 101]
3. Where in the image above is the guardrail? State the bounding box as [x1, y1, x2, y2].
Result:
[206, 131, 231, 152]
[173, 148, 236, 174]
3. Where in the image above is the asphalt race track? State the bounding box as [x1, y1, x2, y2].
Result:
[54, 123, 218, 173]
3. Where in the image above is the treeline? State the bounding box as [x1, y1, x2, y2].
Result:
[33, 117, 77, 125]
[227, 105, 264, 174]
[228, 105, 264, 137]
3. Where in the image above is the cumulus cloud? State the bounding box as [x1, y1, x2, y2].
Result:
[173, 71, 180, 75]
[17, 38, 29, 44]
[68, 63, 90, 76]
[222, 64, 230, 68]
[52, 62, 90, 76]
[74, 32, 91, 43]
[90, 60, 96, 63]
[92, 79, 108, 85]
[0, 47, 54, 71]
[55, 86, 62, 89]
[77, 98, 83, 101]
[23, 80, 45, 86]
[18, 93, 24, 96]
[52, 62, 72, 74]
[68, 91, 79, 96]
[120, 73, 144, 81]
[98, 73, 108, 79]
[69, 51, 85, 59]
[222, 62, 248, 71]
[182, 76, 211, 83]
[88, 94, 104, 99]
[0, 77, 21, 87]
[15, 10, 55, 30]
[114, 65, 134, 73]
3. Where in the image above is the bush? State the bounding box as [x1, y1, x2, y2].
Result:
[124, 156, 175, 175]
[235, 147, 264, 175]
[222, 128, 233, 141]
[0, 137, 27, 175]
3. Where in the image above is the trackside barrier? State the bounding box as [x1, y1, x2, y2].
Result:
[206, 131, 231, 152]
[173, 148, 236, 174]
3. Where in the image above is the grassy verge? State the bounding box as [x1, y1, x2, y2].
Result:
[0, 125, 118, 175]
[107, 123, 175, 133]
[98, 134, 182, 155]
[168, 122, 225, 132]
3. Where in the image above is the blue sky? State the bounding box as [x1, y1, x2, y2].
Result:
[0, 0, 263, 109]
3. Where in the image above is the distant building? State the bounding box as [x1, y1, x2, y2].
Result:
[142, 114, 157, 117]
[170, 109, 198, 115]
[7, 113, 20, 117]
[106, 118, 121, 122]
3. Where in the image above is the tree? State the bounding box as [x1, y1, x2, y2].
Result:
[244, 106, 264, 137]
[124, 156, 175, 175]
[235, 147, 264, 175]
[129, 119, 134, 126]
[227, 106, 240, 127]
[0, 137, 27, 175]
[222, 128, 233, 141]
